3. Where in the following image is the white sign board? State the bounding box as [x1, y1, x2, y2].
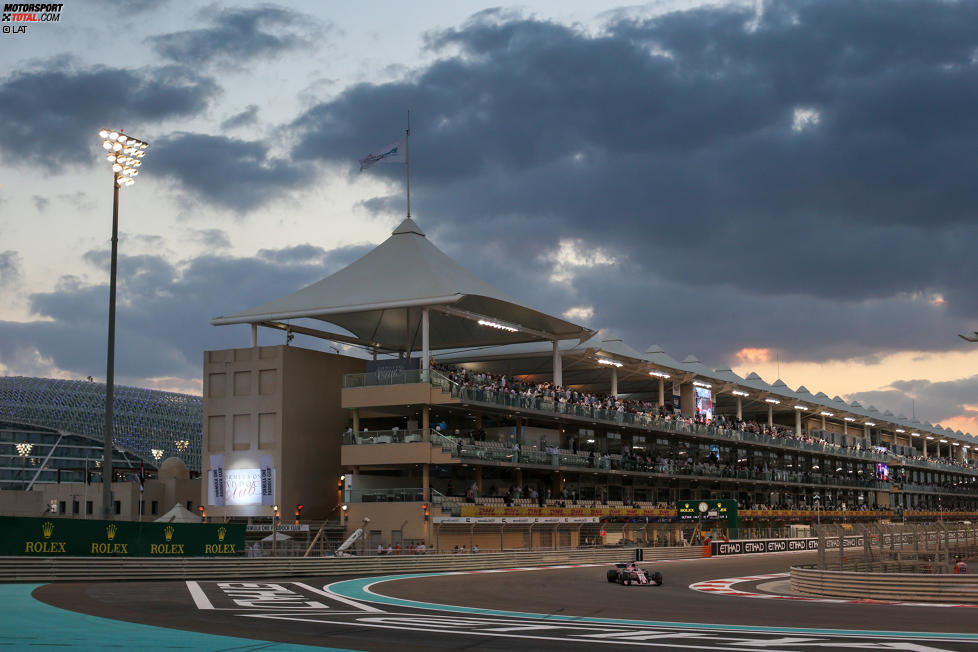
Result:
[225, 468, 262, 506]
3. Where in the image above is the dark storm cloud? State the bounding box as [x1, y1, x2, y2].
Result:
[150, 132, 315, 212]
[221, 105, 260, 130]
[7, 244, 361, 383]
[849, 376, 978, 430]
[0, 61, 219, 169]
[288, 0, 978, 362]
[149, 5, 323, 67]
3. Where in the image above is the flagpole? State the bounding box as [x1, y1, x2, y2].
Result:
[405, 109, 411, 218]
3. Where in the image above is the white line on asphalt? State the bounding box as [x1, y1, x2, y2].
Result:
[185, 581, 214, 610]
[295, 581, 386, 613]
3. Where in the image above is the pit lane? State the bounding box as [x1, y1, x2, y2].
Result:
[26, 551, 978, 651]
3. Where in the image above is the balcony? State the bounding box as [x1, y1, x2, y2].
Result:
[340, 372, 978, 479]
[341, 370, 457, 409]
[342, 429, 888, 492]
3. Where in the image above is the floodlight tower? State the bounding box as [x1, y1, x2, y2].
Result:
[97, 128, 149, 519]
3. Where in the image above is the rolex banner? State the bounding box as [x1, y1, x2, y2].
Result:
[0, 516, 245, 557]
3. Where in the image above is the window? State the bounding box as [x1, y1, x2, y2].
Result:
[72, 500, 79, 514]
[151, 500, 159, 515]
[58, 501, 66, 514]
[86, 501, 93, 515]
[186, 500, 193, 512]
[113, 500, 121, 515]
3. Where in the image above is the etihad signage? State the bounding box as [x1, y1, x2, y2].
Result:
[0, 516, 244, 557]
[710, 536, 865, 556]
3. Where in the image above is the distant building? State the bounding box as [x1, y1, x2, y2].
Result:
[0, 376, 202, 519]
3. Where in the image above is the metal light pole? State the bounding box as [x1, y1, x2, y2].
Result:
[98, 129, 148, 520]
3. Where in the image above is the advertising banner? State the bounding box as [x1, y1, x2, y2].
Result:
[460, 505, 675, 519]
[711, 535, 864, 556]
[433, 516, 599, 524]
[0, 516, 244, 557]
[259, 454, 275, 505]
[245, 524, 310, 533]
[208, 454, 225, 506]
[225, 468, 262, 506]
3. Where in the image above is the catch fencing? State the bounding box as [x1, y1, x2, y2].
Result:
[812, 521, 978, 573]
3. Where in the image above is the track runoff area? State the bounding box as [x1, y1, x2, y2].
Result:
[25, 551, 978, 652]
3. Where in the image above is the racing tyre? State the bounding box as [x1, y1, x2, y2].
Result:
[607, 570, 618, 583]
[652, 572, 663, 585]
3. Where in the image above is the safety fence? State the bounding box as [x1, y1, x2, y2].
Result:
[813, 521, 978, 573]
[790, 566, 978, 603]
[0, 546, 703, 583]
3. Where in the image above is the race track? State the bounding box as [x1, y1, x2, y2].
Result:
[25, 551, 978, 651]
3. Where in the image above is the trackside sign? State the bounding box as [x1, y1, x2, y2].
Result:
[0, 516, 244, 557]
[711, 535, 863, 556]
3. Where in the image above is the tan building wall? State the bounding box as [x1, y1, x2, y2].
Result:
[344, 502, 431, 551]
[341, 442, 456, 467]
[0, 478, 200, 521]
[202, 345, 365, 520]
[341, 382, 458, 409]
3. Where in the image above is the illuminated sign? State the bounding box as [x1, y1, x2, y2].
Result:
[225, 468, 262, 506]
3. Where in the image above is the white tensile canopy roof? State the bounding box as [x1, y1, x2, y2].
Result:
[154, 503, 202, 523]
[212, 218, 592, 352]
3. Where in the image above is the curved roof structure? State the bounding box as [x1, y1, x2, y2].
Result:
[212, 218, 593, 351]
[0, 376, 201, 471]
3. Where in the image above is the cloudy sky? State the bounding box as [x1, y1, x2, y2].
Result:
[1, 0, 977, 434]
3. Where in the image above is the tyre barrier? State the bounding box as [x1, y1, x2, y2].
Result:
[0, 546, 703, 582]
[790, 565, 978, 603]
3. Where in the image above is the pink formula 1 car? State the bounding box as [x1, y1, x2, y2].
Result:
[607, 562, 663, 586]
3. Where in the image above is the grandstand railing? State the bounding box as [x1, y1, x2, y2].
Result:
[341, 370, 978, 479]
[454, 385, 893, 461]
[343, 369, 424, 387]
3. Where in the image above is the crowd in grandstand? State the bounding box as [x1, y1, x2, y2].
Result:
[431, 362, 976, 474]
[435, 362, 864, 453]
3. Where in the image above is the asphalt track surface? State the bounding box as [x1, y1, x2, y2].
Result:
[25, 551, 978, 651]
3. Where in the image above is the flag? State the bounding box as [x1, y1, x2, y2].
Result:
[359, 138, 406, 171]
[136, 460, 145, 492]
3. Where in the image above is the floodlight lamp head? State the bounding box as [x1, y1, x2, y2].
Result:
[99, 129, 149, 189]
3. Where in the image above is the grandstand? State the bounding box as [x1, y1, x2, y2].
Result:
[205, 218, 977, 550]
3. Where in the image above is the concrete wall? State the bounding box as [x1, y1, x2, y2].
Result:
[343, 502, 430, 550]
[281, 346, 365, 520]
[0, 478, 199, 521]
[341, 382, 457, 409]
[202, 345, 366, 520]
